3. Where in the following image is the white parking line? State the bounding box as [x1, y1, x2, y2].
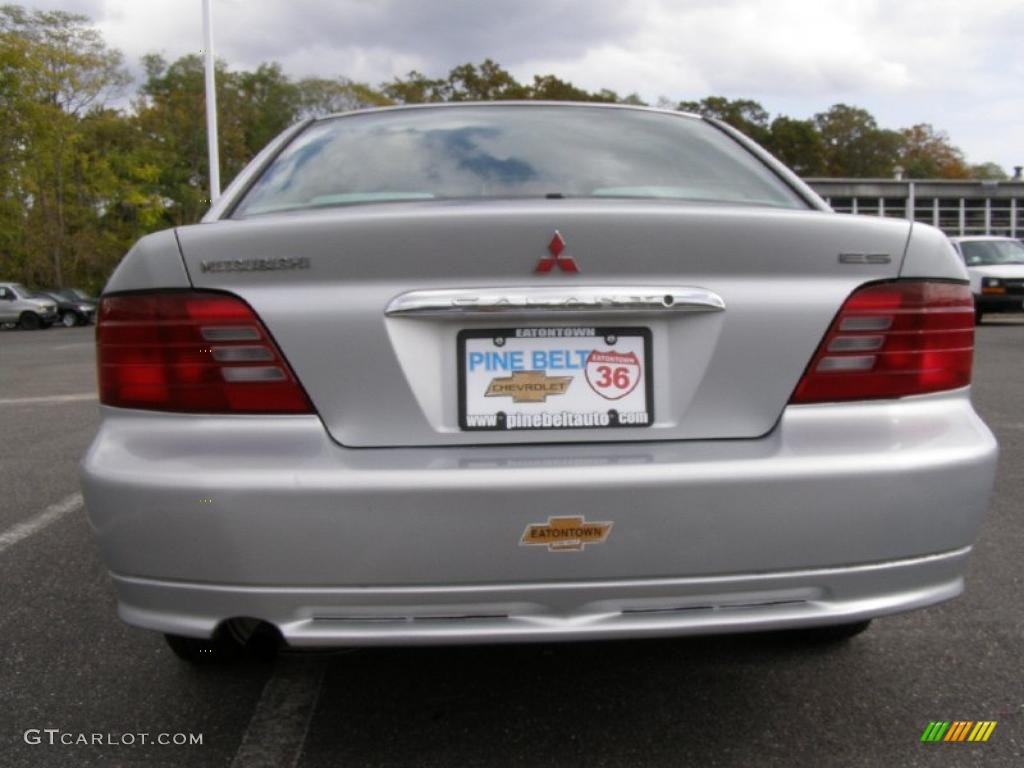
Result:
[0, 393, 97, 406]
[0, 492, 83, 554]
[230, 655, 327, 768]
[53, 342, 93, 351]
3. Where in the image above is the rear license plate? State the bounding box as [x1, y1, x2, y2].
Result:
[458, 327, 653, 431]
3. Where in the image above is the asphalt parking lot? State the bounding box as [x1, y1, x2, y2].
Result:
[1, 320, 1022, 767]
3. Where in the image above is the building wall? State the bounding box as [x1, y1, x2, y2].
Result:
[805, 179, 1023, 238]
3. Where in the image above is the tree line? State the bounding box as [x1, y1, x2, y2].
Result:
[0, 5, 1008, 291]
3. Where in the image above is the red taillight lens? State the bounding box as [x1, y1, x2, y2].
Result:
[97, 291, 314, 413]
[790, 281, 974, 404]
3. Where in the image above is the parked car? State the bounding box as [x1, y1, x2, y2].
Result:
[64, 287, 96, 302]
[80, 103, 997, 663]
[0, 282, 58, 329]
[33, 289, 97, 327]
[949, 236, 1024, 323]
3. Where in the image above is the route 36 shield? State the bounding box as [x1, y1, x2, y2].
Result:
[585, 349, 642, 400]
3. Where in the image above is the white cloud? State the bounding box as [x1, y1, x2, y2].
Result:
[18, 0, 1024, 168]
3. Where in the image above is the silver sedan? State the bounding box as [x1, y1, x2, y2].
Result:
[80, 103, 997, 662]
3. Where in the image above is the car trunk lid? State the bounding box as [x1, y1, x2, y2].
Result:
[178, 200, 909, 446]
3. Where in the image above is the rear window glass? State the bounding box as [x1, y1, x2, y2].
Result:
[232, 106, 807, 217]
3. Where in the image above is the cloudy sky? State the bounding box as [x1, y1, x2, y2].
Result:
[25, 0, 1024, 172]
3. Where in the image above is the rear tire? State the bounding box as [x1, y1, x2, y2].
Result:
[975, 309, 984, 325]
[18, 312, 41, 330]
[793, 619, 872, 643]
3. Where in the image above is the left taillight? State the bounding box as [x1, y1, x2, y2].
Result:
[97, 291, 314, 413]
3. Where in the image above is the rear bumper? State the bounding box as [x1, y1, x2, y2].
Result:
[976, 293, 1024, 312]
[80, 390, 997, 645]
[111, 549, 969, 646]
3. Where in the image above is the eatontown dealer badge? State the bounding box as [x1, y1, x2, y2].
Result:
[520, 516, 614, 552]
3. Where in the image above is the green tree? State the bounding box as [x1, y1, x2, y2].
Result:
[814, 104, 901, 177]
[381, 69, 447, 104]
[445, 59, 529, 101]
[236, 63, 302, 156]
[898, 123, 969, 179]
[0, 5, 128, 114]
[136, 53, 229, 226]
[70, 107, 166, 288]
[767, 116, 826, 176]
[528, 73, 593, 102]
[295, 76, 391, 118]
[135, 53, 305, 226]
[1, 4, 130, 287]
[382, 61, 645, 106]
[677, 96, 771, 144]
[613, 92, 647, 106]
[0, 25, 32, 269]
[969, 162, 1008, 180]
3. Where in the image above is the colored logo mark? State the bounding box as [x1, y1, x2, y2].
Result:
[485, 370, 573, 403]
[535, 231, 580, 273]
[520, 516, 613, 552]
[920, 721, 997, 742]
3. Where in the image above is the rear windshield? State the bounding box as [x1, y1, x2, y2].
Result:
[232, 106, 807, 217]
[961, 239, 1024, 266]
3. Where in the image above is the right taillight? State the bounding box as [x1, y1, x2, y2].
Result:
[790, 280, 974, 404]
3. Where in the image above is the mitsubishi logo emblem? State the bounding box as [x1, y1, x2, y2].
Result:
[535, 231, 580, 273]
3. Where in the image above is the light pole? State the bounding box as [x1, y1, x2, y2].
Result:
[202, 0, 221, 202]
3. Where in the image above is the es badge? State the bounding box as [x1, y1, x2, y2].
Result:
[585, 350, 641, 400]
